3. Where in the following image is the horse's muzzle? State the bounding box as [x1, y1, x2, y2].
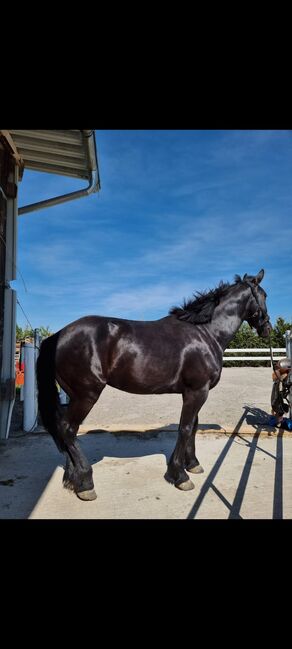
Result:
[258, 321, 273, 338]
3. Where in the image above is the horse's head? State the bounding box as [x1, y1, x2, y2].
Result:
[243, 269, 272, 338]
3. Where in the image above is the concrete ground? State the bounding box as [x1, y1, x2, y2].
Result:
[1, 367, 291, 519]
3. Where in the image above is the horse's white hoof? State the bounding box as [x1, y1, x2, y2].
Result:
[187, 464, 204, 474]
[176, 479, 195, 491]
[77, 489, 97, 501]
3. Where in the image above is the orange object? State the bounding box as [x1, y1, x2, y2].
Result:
[15, 358, 24, 386]
[15, 370, 24, 386]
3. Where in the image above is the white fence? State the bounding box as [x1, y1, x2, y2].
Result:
[223, 348, 286, 363]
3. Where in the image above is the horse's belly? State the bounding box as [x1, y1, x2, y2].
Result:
[107, 354, 183, 394]
[107, 379, 181, 395]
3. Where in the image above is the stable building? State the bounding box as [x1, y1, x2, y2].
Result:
[0, 130, 100, 441]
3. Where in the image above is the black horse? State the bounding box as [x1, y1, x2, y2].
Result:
[37, 269, 272, 500]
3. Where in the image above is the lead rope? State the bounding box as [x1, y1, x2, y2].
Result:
[269, 335, 276, 372]
[269, 335, 282, 425]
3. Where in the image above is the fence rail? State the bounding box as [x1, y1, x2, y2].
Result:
[223, 348, 286, 363]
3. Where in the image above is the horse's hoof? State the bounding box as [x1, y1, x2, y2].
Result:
[187, 464, 204, 474]
[77, 489, 97, 501]
[176, 479, 195, 491]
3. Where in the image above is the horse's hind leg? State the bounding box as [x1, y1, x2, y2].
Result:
[62, 388, 104, 500]
[184, 416, 204, 474]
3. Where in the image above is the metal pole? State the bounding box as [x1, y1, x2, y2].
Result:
[20, 342, 24, 402]
[34, 329, 41, 427]
[23, 343, 37, 432]
[0, 150, 17, 441]
[285, 330, 292, 419]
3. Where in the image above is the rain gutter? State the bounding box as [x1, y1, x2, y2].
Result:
[18, 130, 100, 216]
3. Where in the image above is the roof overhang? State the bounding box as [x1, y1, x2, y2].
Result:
[0, 130, 100, 215]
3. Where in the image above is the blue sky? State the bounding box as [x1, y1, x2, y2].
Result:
[14, 130, 292, 332]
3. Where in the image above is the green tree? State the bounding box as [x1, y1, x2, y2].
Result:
[270, 317, 292, 348]
[15, 325, 33, 340]
[38, 326, 52, 339]
[226, 317, 292, 366]
[229, 323, 260, 349]
[16, 325, 53, 341]
[16, 324, 24, 340]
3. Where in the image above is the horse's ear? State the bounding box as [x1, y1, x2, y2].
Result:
[253, 269, 264, 285]
[243, 270, 264, 285]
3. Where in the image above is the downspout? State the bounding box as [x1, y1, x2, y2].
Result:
[18, 130, 100, 216]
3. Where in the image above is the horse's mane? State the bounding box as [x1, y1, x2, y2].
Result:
[169, 274, 243, 324]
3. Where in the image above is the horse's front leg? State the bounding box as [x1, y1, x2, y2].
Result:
[165, 385, 209, 490]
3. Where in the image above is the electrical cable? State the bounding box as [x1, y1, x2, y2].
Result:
[16, 298, 34, 331]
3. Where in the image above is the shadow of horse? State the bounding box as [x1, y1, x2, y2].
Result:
[78, 424, 184, 466]
[77, 423, 224, 466]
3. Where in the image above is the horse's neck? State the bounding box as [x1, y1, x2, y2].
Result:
[208, 286, 250, 351]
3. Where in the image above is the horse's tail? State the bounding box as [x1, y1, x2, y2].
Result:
[36, 333, 67, 452]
